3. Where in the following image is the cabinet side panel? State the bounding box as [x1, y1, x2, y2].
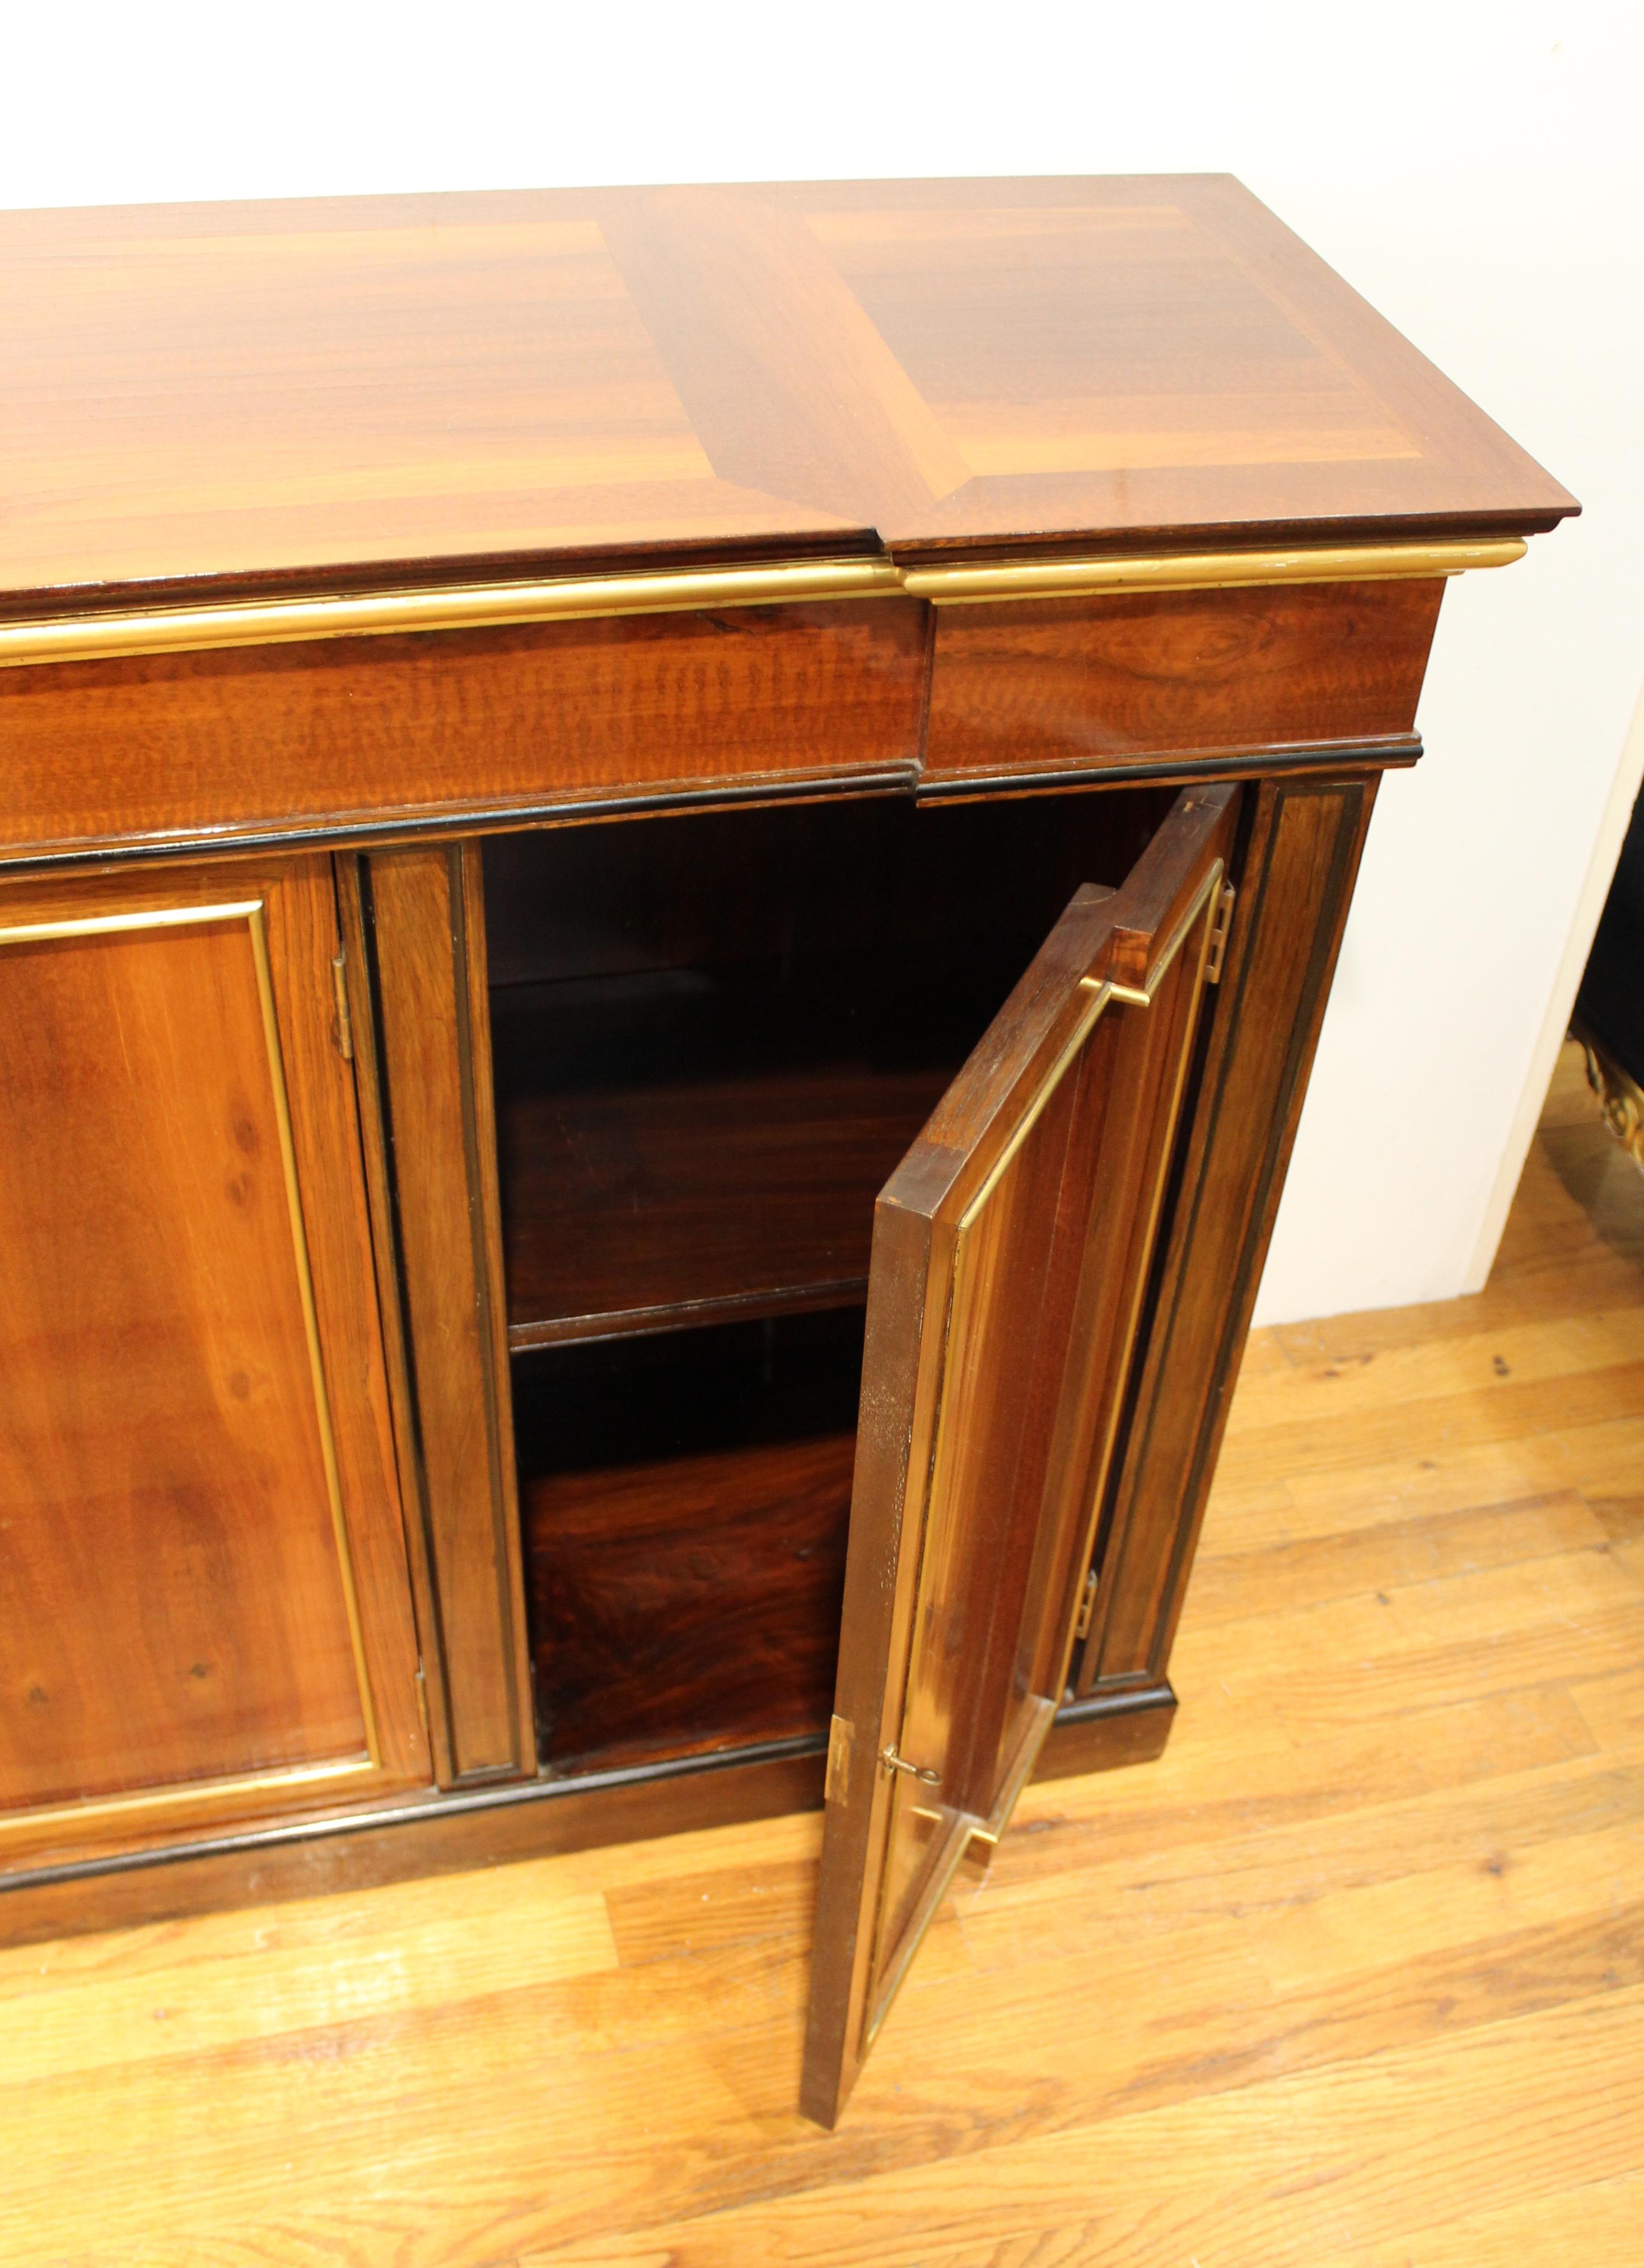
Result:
[363, 847, 534, 1782]
[1077, 774, 1378, 1691]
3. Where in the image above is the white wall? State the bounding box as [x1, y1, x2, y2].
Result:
[6, 0, 1641, 1325]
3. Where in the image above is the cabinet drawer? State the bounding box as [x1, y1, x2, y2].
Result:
[923, 578, 1444, 784]
[0, 598, 928, 863]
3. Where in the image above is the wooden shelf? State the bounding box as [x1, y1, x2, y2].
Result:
[492, 968, 958, 1350]
[525, 1431, 854, 1775]
[515, 1310, 863, 1777]
[484, 792, 1188, 1351]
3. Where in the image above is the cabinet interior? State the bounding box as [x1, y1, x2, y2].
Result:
[483, 785, 1175, 1778]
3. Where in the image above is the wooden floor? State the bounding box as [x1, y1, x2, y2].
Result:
[5, 1041, 1643, 2267]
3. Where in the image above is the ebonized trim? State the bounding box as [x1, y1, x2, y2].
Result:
[0, 771, 923, 877]
[0, 1681, 1171, 1917]
[0, 740, 1420, 878]
[0, 1734, 829, 1900]
[916, 738, 1419, 802]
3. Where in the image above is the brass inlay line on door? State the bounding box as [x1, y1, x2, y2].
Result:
[0, 1756, 375, 1851]
[0, 539, 1524, 669]
[0, 900, 265, 945]
[246, 901, 381, 1766]
[954, 862, 1222, 1239]
[865, 1691, 1058, 2047]
[0, 897, 381, 1835]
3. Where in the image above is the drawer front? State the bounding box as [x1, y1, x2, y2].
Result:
[924, 578, 1445, 784]
[0, 598, 928, 864]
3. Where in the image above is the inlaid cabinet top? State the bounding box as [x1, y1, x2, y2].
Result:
[1, 175, 1575, 606]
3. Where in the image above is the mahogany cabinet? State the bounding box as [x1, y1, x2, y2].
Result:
[0, 175, 1572, 2121]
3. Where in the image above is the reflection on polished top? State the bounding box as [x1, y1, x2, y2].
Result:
[0, 175, 1576, 607]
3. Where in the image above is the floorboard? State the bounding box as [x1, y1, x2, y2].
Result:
[3, 1041, 1641, 2267]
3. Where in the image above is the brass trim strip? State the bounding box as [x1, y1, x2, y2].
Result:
[0, 1757, 375, 1848]
[0, 539, 1525, 670]
[863, 1799, 974, 2048]
[956, 864, 1223, 1236]
[965, 1694, 1059, 1848]
[247, 902, 382, 1765]
[866, 1704, 1055, 2040]
[902, 538, 1526, 604]
[0, 557, 903, 670]
[0, 900, 263, 944]
[958, 982, 1119, 1232]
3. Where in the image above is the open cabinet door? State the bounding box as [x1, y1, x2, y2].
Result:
[802, 783, 1239, 2126]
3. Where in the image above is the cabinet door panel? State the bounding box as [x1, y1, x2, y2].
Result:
[803, 784, 1237, 2125]
[0, 859, 427, 1864]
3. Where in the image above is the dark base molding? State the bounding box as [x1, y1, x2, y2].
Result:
[0, 1738, 825, 1951]
[0, 1687, 1178, 1951]
[1036, 1682, 1178, 1779]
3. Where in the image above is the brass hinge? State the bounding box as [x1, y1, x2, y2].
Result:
[1204, 883, 1236, 986]
[1075, 1566, 1100, 1643]
[330, 950, 355, 1060]
[825, 1713, 854, 1804]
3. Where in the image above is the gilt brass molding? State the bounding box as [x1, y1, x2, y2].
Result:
[0, 539, 1526, 671]
[0, 900, 264, 944]
[0, 558, 903, 671]
[899, 538, 1525, 604]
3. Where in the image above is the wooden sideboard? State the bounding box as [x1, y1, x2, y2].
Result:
[0, 175, 1573, 2122]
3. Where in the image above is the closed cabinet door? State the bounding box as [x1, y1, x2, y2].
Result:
[804, 784, 1238, 2125]
[0, 856, 428, 1869]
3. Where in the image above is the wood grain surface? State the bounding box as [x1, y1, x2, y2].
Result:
[494, 996, 946, 1346]
[0, 598, 927, 864]
[0, 1042, 1637, 2261]
[517, 1308, 863, 1776]
[0, 177, 1572, 610]
[361, 847, 535, 1785]
[924, 577, 1441, 779]
[0, 855, 427, 1865]
[0, 900, 364, 1811]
